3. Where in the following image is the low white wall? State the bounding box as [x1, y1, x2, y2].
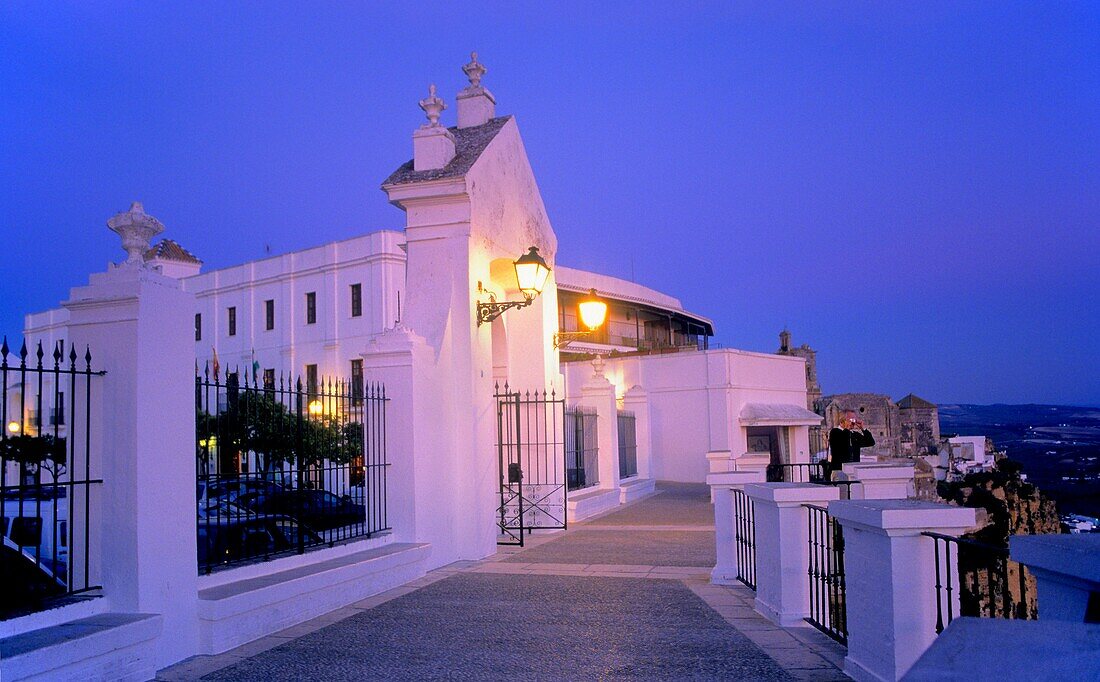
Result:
[563, 349, 810, 483]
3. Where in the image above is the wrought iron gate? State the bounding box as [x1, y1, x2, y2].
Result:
[496, 384, 567, 546]
[565, 405, 599, 491]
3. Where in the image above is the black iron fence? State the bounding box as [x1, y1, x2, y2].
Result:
[805, 503, 847, 645]
[767, 462, 827, 483]
[196, 367, 388, 574]
[617, 410, 638, 480]
[495, 385, 567, 546]
[732, 488, 757, 590]
[923, 532, 1036, 634]
[1, 338, 103, 619]
[565, 405, 598, 491]
[766, 462, 855, 500]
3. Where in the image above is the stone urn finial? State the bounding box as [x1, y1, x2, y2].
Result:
[592, 354, 606, 377]
[107, 201, 164, 267]
[462, 51, 486, 89]
[419, 84, 446, 127]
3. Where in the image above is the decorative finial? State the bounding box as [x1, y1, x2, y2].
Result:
[419, 84, 446, 127]
[107, 201, 165, 267]
[462, 51, 486, 89]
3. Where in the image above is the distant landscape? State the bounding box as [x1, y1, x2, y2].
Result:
[939, 403, 1100, 519]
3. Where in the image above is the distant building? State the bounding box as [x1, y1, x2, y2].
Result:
[897, 393, 940, 456]
[775, 329, 821, 410]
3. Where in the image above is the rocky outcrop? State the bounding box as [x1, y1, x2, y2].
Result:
[938, 459, 1061, 544]
[936, 459, 1060, 620]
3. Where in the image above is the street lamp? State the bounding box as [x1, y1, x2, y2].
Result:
[476, 247, 551, 326]
[308, 400, 324, 416]
[554, 289, 609, 349]
[6, 420, 19, 434]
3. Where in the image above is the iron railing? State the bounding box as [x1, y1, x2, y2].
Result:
[767, 462, 855, 499]
[495, 385, 567, 546]
[923, 532, 1035, 634]
[196, 367, 388, 574]
[617, 409, 638, 479]
[1, 338, 103, 619]
[805, 503, 847, 644]
[565, 405, 598, 491]
[732, 488, 757, 590]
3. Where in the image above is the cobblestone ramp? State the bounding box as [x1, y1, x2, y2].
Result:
[201, 573, 793, 681]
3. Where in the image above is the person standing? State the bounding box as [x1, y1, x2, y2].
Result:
[827, 410, 876, 476]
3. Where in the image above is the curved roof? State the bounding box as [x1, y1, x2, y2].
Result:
[555, 265, 713, 333]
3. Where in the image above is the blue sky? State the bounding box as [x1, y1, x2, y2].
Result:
[1, 2, 1097, 405]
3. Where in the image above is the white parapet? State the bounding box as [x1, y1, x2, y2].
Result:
[708, 470, 766, 585]
[1009, 533, 1100, 622]
[830, 499, 978, 682]
[838, 462, 916, 500]
[744, 482, 840, 627]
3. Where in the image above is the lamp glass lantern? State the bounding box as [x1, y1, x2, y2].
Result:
[513, 247, 551, 300]
[578, 289, 608, 331]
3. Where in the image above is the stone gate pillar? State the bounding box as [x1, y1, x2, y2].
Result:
[62, 203, 199, 669]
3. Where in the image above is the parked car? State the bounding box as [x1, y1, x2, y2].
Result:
[238, 489, 365, 532]
[197, 514, 323, 568]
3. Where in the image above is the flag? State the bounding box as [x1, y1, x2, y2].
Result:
[212, 347, 220, 380]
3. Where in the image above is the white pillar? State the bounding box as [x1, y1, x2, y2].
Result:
[708, 471, 766, 585]
[830, 499, 978, 682]
[63, 264, 199, 669]
[360, 326, 431, 546]
[577, 363, 621, 492]
[1010, 534, 1100, 622]
[838, 462, 915, 500]
[621, 385, 652, 479]
[744, 482, 840, 626]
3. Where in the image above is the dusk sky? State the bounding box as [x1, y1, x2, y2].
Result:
[1, 2, 1097, 405]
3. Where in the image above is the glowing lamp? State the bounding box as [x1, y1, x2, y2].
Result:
[308, 400, 324, 416]
[577, 289, 608, 331]
[513, 247, 551, 300]
[476, 246, 552, 326]
[6, 420, 19, 434]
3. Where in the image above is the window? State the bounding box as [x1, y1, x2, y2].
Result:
[195, 313, 202, 341]
[228, 306, 237, 336]
[263, 368, 275, 390]
[50, 394, 65, 426]
[265, 300, 275, 330]
[350, 283, 362, 318]
[351, 359, 364, 404]
[306, 292, 317, 325]
[306, 364, 318, 397]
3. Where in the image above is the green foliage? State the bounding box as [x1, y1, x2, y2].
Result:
[196, 390, 363, 472]
[0, 434, 67, 479]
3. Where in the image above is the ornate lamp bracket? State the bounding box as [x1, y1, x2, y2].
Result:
[552, 331, 594, 350]
[476, 295, 533, 326]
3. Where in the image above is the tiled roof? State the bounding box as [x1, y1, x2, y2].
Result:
[382, 116, 512, 186]
[897, 393, 937, 409]
[145, 239, 202, 264]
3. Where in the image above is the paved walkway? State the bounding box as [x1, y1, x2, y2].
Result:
[159, 482, 847, 681]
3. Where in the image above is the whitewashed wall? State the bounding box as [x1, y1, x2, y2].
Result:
[564, 349, 810, 482]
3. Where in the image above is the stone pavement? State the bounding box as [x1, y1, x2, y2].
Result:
[158, 482, 848, 681]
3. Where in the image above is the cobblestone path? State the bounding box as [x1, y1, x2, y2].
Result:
[160, 482, 848, 681]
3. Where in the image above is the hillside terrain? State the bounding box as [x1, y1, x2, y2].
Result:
[939, 403, 1100, 518]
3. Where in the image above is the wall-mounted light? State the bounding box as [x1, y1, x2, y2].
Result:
[554, 289, 608, 349]
[476, 247, 551, 326]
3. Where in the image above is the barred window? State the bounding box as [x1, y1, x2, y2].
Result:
[350, 283, 362, 318]
[306, 292, 317, 325]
